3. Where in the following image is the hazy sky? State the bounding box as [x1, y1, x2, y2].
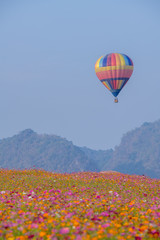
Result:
[0, 0, 160, 149]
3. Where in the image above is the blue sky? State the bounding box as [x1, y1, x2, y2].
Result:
[0, 0, 160, 149]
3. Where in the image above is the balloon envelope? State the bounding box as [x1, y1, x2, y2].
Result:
[95, 53, 134, 97]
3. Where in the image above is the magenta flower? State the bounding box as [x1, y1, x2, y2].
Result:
[28, 235, 34, 239]
[96, 195, 101, 199]
[135, 237, 142, 240]
[101, 211, 109, 217]
[67, 191, 73, 196]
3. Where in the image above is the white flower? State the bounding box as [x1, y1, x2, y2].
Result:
[0, 191, 5, 194]
[55, 212, 60, 217]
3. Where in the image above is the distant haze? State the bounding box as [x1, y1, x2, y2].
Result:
[0, 0, 160, 149]
[0, 119, 160, 179]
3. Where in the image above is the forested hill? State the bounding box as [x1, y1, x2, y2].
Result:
[0, 119, 160, 178]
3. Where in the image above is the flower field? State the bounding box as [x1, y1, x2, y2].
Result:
[0, 169, 160, 240]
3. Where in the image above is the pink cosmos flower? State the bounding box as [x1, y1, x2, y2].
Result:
[49, 189, 54, 193]
[30, 223, 38, 228]
[65, 212, 74, 219]
[101, 223, 110, 228]
[59, 227, 70, 234]
[75, 235, 82, 240]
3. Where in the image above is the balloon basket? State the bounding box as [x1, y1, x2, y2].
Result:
[114, 98, 118, 103]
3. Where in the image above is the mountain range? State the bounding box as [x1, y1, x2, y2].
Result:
[0, 120, 160, 179]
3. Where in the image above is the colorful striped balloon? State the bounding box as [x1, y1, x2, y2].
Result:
[95, 53, 134, 101]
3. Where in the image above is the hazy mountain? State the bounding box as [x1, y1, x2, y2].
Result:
[104, 120, 160, 179]
[80, 147, 113, 170]
[0, 129, 99, 173]
[0, 119, 160, 178]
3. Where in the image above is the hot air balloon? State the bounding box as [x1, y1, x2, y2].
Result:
[95, 53, 134, 103]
